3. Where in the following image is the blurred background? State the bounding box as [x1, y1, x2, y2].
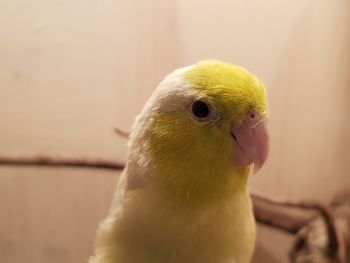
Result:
[0, 0, 349, 262]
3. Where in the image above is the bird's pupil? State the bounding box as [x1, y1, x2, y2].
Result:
[192, 100, 210, 118]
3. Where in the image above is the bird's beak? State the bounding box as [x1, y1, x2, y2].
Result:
[231, 113, 269, 173]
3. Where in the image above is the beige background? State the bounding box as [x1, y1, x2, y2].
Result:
[0, 0, 349, 262]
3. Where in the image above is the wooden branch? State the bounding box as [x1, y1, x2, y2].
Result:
[251, 190, 326, 210]
[113, 127, 130, 138]
[0, 154, 125, 170]
[0, 153, 319, 233]
[251, 194, 314, 234]
[1, 152, 349, 262]
[252, 190, 350, 262]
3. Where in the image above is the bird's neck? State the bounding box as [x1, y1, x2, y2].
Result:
[151, 165, 251, 207]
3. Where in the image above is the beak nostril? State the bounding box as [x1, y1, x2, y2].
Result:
[231, 131, 238, 141]
[250, 113, 256, 119]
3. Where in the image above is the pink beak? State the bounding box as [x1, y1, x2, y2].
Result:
[231, 113, 269, 173]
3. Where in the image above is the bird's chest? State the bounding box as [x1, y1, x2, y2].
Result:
[119, 191, 256, 263]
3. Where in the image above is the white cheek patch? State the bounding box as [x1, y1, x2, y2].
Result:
[125, 65, 201, 188]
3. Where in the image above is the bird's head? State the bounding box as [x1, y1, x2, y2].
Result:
[128, 60, 269, 203]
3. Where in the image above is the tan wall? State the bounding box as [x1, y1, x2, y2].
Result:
[0, 0, 349, 262]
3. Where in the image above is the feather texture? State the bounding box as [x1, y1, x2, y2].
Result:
[90, 60, 268, 263]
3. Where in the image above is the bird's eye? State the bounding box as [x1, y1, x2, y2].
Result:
[191, 100, 211, 120]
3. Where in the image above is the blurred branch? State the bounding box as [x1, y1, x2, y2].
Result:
[0, 152, 349, 262]
[252, 190, 326, 210]
[113, 127, 130, 138]
[251, 194, 315, 234]
[0, 153, 124, 170]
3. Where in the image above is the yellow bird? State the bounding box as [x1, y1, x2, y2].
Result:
[90, 60, 269, 263]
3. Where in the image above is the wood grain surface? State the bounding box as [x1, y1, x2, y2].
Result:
[0, 0, 349, 262]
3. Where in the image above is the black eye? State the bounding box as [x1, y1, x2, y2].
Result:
[192, 100, 210, 119]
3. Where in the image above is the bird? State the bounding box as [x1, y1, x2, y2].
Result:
[90, 60, 269, 263]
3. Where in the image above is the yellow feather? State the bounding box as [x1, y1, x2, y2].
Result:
[90, 60, 268, 263]
[185, 60, 268, 125]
